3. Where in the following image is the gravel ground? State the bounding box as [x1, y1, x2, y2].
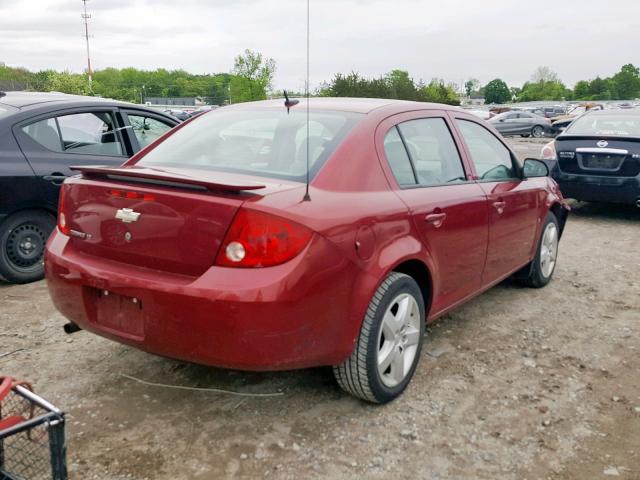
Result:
[1, 137, 639, 480]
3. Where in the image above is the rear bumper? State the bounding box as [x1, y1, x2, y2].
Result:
[552, 171, 640, 205]
[45, 230, 363, 371]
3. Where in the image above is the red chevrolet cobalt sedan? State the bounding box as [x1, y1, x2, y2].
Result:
[45, 98, 569, 403]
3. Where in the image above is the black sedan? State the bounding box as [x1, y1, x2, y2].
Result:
[0, 91, 179, 283]
[541, 109, 640, 206]
[489, 111, 552, 138]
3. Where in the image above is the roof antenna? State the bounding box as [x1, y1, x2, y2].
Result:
[283, 90, 299, 113]
[302, 0, 311, 201]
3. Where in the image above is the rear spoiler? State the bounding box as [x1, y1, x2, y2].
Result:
[70, 165, 266, 193]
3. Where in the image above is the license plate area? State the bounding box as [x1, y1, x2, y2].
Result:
[94, 290, 144, 339]
[579, 154, 624, 171]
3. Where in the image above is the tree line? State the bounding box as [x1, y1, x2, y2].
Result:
[1, 52, 639, 106]
[0, 49, 276, 105]
[470, 64, 640, 104]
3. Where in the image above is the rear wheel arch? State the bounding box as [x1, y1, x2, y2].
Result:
[0, 206, 57, 226]
[341, 253, 434, 363]
[391, 259, 433, 319]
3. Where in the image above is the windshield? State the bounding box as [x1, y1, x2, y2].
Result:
[137, 108, 363, 182]
[0, 104, 18, 118]
[565, 114, 640, 137]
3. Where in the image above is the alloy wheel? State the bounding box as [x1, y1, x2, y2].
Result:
[532, 126, 544, 138]
[377, 293, 421, 388]
[540, 222, 558, 278]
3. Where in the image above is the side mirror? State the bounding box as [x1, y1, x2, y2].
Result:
[523, 158, 549, 178]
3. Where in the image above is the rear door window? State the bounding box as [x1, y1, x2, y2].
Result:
[456, 119, 517, 181]
[126, 114, 174, 149]
[384, 127, 416, 186]
[57, 112, 125, 156]
[396, 118, 467, 186]
[21, 118, 63, 152]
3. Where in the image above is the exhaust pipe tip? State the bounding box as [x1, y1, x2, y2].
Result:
[636, 198, 640, 208]
[63, 322, 82, 335]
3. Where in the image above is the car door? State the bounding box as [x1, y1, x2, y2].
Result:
[119, 109, 177, 152]
[517, 113, 535, 134]
[451, 114, 542, 284]
[13, 108, 130, 210]
[497, 113, 520, 134]
[378, 111, 489, 315]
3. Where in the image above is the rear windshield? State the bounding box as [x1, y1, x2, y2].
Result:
[137, 108, 362, 181]
[565, 114, 640, 137]
[0, 104, 18, 118]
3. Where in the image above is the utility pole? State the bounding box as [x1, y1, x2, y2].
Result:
[81, 0, 93, 91]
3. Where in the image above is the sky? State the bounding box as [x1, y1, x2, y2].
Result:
[0, 0, 638, 91]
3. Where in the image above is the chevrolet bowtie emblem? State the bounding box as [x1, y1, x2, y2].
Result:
[115, 208, 141, 223]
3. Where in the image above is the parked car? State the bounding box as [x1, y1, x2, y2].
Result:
[541, 106, 567, 118]
[489, 111, 552, 138]
[46, 98, 569, 403]
[541, 109, 640, 206]
[163, 109, 192, 121]
[466, 109, 495, 120]
[550, 103, 604, 133]
[0, 91, 179, 283]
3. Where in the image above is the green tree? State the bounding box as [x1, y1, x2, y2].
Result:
[419, 79, 460, 105]
[386, 70, 419, 100]
[464, 78, 480, 97]
[573, 80, 591, 100]
[231, 49, 276, 102]
[612, 64, 640, 99]
[484, 79, 511, 104]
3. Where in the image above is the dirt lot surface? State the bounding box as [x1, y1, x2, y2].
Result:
[1, 138, 639, 479]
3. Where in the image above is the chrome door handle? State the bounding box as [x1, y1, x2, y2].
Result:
[425, 212, 447, 228]
[492, 201, 506, 214]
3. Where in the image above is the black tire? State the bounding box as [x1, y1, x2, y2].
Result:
[531, 125, 545, 138]
[0, 211, 55, 284]
[333, 272, 425, 404]
[520, 212, 559, 288]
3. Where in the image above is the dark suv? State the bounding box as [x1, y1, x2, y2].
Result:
[0, 91, 179, 283]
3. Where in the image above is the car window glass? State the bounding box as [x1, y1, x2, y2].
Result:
[294, 120, 333, 169]
[0, 104, 18, 118]
[456, 119, 516, 181]
[128, 114, 173, 148]
[21, 118, 63, 152]
[138, 109, 361, 181]
[384, 127, 416, 186]
[57, 112, 124, 156]
[398, 118, 466, 186]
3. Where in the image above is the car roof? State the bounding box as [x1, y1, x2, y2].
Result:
[0, 91, 131, 109]
[224, 97, 462, 115]
[584, 108, 640, 116]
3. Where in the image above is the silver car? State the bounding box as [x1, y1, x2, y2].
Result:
[490, 111, 552, 138]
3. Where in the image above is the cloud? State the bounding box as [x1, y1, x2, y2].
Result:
[0, 0, 638, 89]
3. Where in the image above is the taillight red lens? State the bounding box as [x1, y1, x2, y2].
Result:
[541, 140, 557, 160]
[57, 184, 70, 236]
[216, 209, 313, 268]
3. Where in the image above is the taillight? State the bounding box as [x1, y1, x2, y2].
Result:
[57, 184, 70, 236]
[216, 209, 313, 268]
[541, 140, 557, 160]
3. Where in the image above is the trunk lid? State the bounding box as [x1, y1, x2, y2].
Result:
[63, 166, 299, 276]
[555, 136, 640, 177]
